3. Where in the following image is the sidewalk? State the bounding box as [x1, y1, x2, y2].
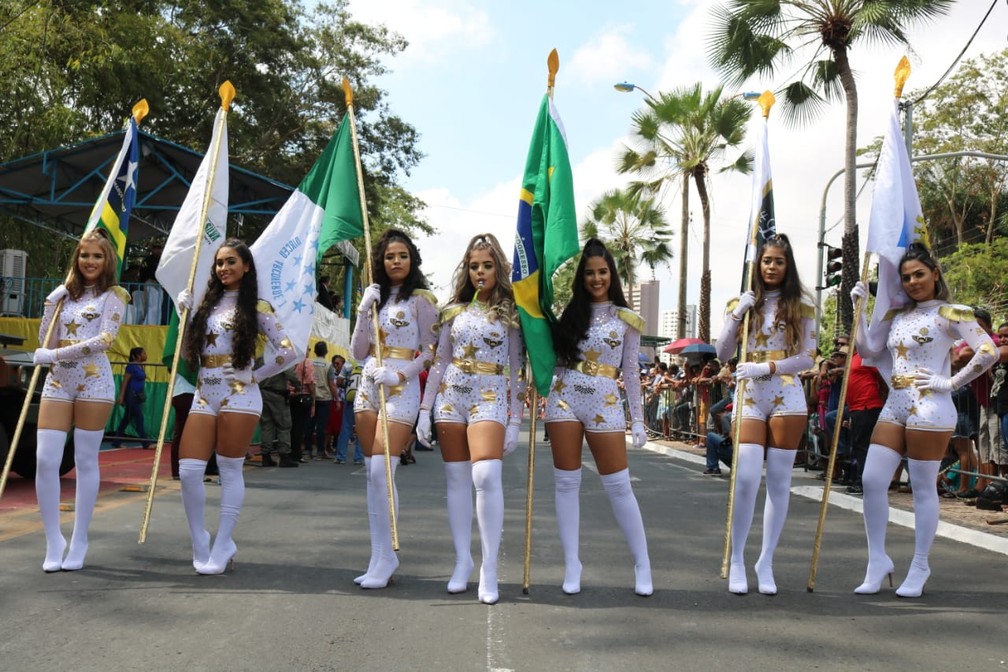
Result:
[641, 436, 1008, 555]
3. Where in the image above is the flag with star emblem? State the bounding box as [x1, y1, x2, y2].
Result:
[156, 107, 229, 310]
[83, 116, 140, 277]
[250, 115, 365, 365]
[512, 93, 579, 397]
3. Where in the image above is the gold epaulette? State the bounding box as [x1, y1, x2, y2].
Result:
[616, 307, 645, 333]
[256, 299, 275, 315]
[882, 307, 905, 322]
[111, 286, 131, 304]
[440, 303, 466, 324]
[800, 303, 816, 320]
[413, 289, 439, 307]
[725, 298, 739, 315]
[938, 304, 975, 323]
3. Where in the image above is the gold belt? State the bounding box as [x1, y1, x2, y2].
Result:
[891, 374, 916, 390]
[569, 360, 620, 379]
[58, 339, 80, 347]
[745, 349, 787, 364]
[201, 354, 232, 368]
[369, 345, 415, 361]
[451, 357, 504, 375]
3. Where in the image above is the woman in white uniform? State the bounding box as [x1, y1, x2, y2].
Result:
[350, 229, 439, 589]
[416, 233, 525, 604]
[716, 233, 816, 595]
[851, 242, 996, 597]
[34, 230, 129, 572]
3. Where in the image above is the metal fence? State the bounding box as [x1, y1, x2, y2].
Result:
[1, 276, 173, 326]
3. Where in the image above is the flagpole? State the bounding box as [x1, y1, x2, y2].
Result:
[0, 100, 148, 501]
[720, 90, 775, 578]
[520, 49, 560, 594]
[343, 77, 399, 551]
[139, 82, 235, 543]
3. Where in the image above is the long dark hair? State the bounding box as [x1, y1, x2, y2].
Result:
[899, 241, 950, 302]
[745, 233, 808, 354]
[183, 238, 260, 369]
[66, 230, 118, 299]
[553, 238, 628, 366]
[370, 228, 428, 308]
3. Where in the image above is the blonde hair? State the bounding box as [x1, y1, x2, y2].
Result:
[448, 233, 516, 325]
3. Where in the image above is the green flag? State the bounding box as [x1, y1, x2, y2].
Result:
[302, 117, 366, 263]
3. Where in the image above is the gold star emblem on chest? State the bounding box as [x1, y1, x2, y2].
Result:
[438, 381, 448, 394]
[463, 343, 479, 358]
[603, 392, 618, 407]
[553, 380, 567, 394]
[83, 363, 100, 378]
[206, 332, 218, 346]
[584, 348, 602, 363]
[64, 320, 80, 336]
[754, 330, 770, 347]
[895, 341, 909, 359]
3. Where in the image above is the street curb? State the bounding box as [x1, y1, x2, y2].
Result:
[636, 439, 1008, 557]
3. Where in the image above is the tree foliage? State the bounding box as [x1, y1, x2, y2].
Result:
[941, 239, 1008, 321]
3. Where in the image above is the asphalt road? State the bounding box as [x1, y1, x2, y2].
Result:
[1, 424, 1006, 672]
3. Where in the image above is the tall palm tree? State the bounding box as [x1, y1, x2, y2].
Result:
[708, 0, 954, 331]
[619, 83, 751, 341]
[582, 189, 674, 317]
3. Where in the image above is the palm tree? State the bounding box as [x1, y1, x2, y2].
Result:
[582, 189, 674, 317]
[619, 83, 751, 341]
[708, 0, 954, 331]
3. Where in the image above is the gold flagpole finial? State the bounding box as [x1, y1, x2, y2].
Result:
[219, 81, 236, 111]
[343, 77, 354, 108]
[132, 99, 150, 125]
[894, 56, 912, 98]
[758, 90, 776, 120]
[547, 49, 559, 92]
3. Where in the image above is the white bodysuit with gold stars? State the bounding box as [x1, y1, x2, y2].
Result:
[422, 302, 525, 427]
[40, 286, 130, 403]
[545, 302, 644, 433]
[351, 287, 439, 426]
[863, 301, 997, 431]
[190, 291, 297, 417]
[716, 291, 816, 421]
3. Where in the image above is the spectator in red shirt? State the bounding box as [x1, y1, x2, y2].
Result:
[843, 350, 885, 494]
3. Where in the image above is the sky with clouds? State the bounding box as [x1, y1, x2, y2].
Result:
[345, 0, 1006, 336]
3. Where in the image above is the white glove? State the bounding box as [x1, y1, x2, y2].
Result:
[631, 421, 647, 449]
[731, 291, 756, 319]
[33, 348, 56, 365]
[735, 361, 772, 380]
[850, 282, 866, 304]
[912, 368, 953, 393]
[372, 365, 400, 387]
[417, 413, 433, 447]
[223, 364, 253, 386]
[175, 289, 194, 315]
[358, 284, 381, 314]
[504, 422, 520, 456]
[46, 284, 69, 304]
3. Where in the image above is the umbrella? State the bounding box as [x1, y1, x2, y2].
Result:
[664, 337, 705, 354]
[679, 342, 717, 364]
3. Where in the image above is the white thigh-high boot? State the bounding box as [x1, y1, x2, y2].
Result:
[729, 443, 764, 594]
[444, 460, 474, 593]
[36, 429, 68, 572]
[600, 468, 653, 596]
[198, 455, 244, 574]
[361, 454, 399, 589]
[897, 458, 941, 598]
[354, 456, 377, 584]
[178, 458, 211, 570]
[61, 428, 103, 570]
[553, 467, 582, 594]
[473, 459, 503, 604]
[753, 447, 797, 595]
[855, 445, 902, 594]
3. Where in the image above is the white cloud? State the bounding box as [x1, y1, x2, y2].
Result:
[345, 0, 492, 64]
[566, 26, 652, 86]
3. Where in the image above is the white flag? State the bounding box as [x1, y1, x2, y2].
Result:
[156, 108, 229, 309]
[864, 99, 922, 369]
[745, 114, 775, 264]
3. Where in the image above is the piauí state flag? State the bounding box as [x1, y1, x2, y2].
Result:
[251, 116, 364, 365]
[83, 116, 140, 278]
[512, 94, 579, 396]
[745, 113, 776, 266]
[863, 99, 923, 373]
[156, 107, 229, 311]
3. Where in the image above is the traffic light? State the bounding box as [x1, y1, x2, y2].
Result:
[824, 246, 843, 288]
